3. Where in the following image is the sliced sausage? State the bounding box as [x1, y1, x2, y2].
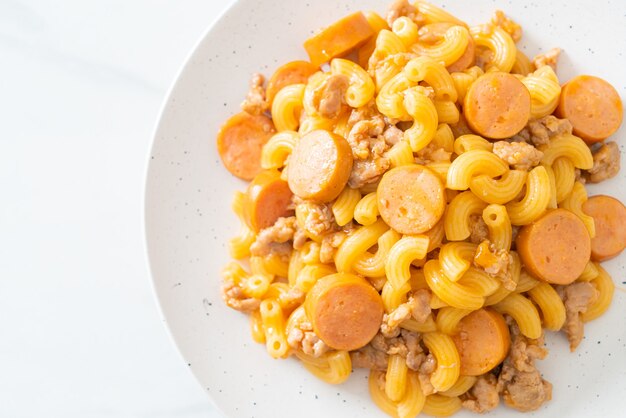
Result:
[287, 130, 353, 202]
[452, 309, 510, 376]
[463, 72, 531, 139]
[216, 111, 276, 180]
[516, 208, 591, 285]
[377, 165, 446, 235]
[266, 61, 319, 107]
[305, 272, 384, 351]
[417, 22, 475, 73]
[583, 195, 626, 261]
[244, 169, 294, 232]
[303, 12, 375, 67]
[556, 75, 623, 144]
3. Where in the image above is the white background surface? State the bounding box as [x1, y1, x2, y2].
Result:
[0, 1, 235, 416]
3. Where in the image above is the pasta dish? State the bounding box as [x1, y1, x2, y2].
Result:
[215, 1, 625, 416]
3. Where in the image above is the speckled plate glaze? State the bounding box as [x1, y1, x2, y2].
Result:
[145, 1, 626, 417]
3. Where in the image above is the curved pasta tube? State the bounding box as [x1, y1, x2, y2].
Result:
[404, 56, 458, 102]
[425, 219, 446, 252]
[332, 187, 361, 227]
[511, 48, 533, 75]
[271, 83, 305, 131]
[528, 282, 566, 331]
[330, 58, 375, 108]
[403, 87, 439, 152]
[484, 251, 521, 306]
[354, 229, 402, 277]
[382, 280, 411, 313]
[296, 351, 352, 384]
[386, 235, 431, 289]
[458, 268, 501, 297]
[335, 219, 389, 272]
[470, 25, 516, 72]
[401, 316, 438, 333]
[295, 264, 336, 293]
[444, 191, 488, 241]
[423, 332, 460, 392]
[482, 204, 512, 250]
[506, 166, 551, 225]
[424, 259, 484, 310]
[354, 192, 380, 225]
[493, 293, 542, 339]
[542, 162, 558, 209]
[515, 269, 540, 293]
[469, 170, 527, 205]
[439, 375, 478, 397]
[369, 370, 426, 418]
[250, 310, 266, 344]
[288, 249, 304, 286]
[422, 394, 462, 417]
[446, 149, 509, 190]
[385, 140, 415, 168]
[439, 242, 476, 282]
[522, 66, 562, 118]
[229, 191, 256, 259]
[392, 16, 419, 48]
[242, 273, 272, 300]
[540, 134, 594, 169]
[426, 162, 451, 185]
[261, 130, 298, 170]
[377, 72, 413, 120]
[453, 134, 493, 154]
[582, 264, 615, 322]
[560, 181, 595, 238]
[251, 252, 289, 277]
[436, 306, 472, 334]
[433, 123, 455, 152]
[386, 354, 409, 401]
[299, 115, 334, 135]
[300, 241, 321, 265]
[578, 261, 600, 282]
[260, 298, 289, 359]
[552, 157, 576, 203]
[434, 100, 460, 125]
[412, 26, 471, 67]
[417, 1, 468, 27]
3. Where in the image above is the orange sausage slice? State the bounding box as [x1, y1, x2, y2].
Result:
[463, 72, 531, 139]
[216, 112, 276, 180]
[244, 169, 294, 232]
[452, 309, 510, 376]
[556, 75, 623, 144]
[583, 195, 626, 261]
[303, 12, 375, 67]
[287, 130, 353, 202]
[266, 61, 319, 107]
[417, 22, 475, 73]
[516, 208, 591, 285]
[377, 165, 446, 235]
[305, 272, 383, 351]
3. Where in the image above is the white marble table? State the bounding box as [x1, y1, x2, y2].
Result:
[0, 1, 236, 416]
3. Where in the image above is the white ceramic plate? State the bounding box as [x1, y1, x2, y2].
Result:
[145, 1, 626, 417]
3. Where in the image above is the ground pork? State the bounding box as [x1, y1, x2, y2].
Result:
[221, 278, 261, 313]
[386, 0, 422, 26]
[250, 216, 296, 257]
[510, 115, 573, 146]
[368, 52, 417, 84]
[319, 230, 349, 264]
[462, 374, 500, 413]
[347, 100, 382, 129]
[347, 116, 387, 160]
[350, 344, 389, 370]
[490, 10, 522, 42]
[532, 48, 561, 71]
[415, 142, 452, 165]
[382, 125, 404, 146]
[305, 74, 349, 119]
[287, 317, 329, 358]
[451, 113, 475, 138]
[240, 73, 269, 115]
[558, 282, 600, 351]
[587, 141, 620, 183]
[469, 214, 489, 244]
[380, 289, 432, 338]
[348, 156, 390, 189]
[493, 141, 544, 171]
[294, 199, 335, 237]
[497, 319, 552, 412]
[474, 240, 516, 291]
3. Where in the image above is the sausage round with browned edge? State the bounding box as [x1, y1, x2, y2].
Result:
[305, 273, 384, 351]
[452, 309, 510, 376]
[244, 169, 294, 232]
[217, 111, 276, 180]
[377, 165, 446, 235]
[556, 75, 623, 144]
[287, 130, 353, 202]
[583, 195, 626, 262]
[516, 208, 591, 285]
[463, 72, 531, 139]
